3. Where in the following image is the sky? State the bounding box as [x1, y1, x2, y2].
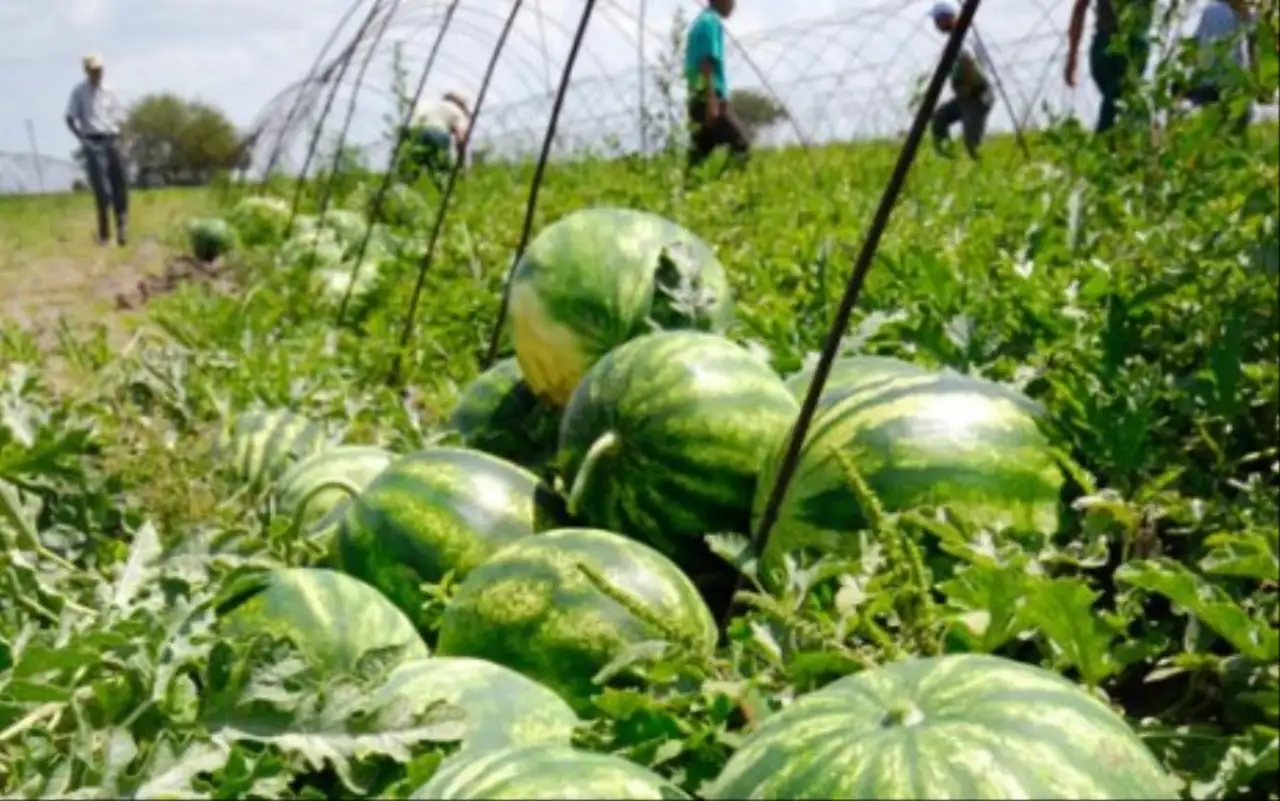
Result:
[0, 0, 1269, 192]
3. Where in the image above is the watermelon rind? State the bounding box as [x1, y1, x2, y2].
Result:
[435, 527, 716, 711]
[507, 206, 734, 407]
[704, 652, 1180, 800]
[448, 357, 559, 471]
[557, 330, 798, 574]
[275, 444, 395, 535]
[218, 408, 331, 492]
[369, 656, 578, 752]
[412, 742, 691, 800]
[217, 567, 428, 673]
[783, 354, 932, 413]
[333, 447, 551, 630]
[755, 368, 1064, 588]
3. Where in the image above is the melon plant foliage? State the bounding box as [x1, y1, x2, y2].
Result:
[1, 60, 1277, 801]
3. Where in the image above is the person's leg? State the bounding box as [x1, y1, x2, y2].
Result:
[685, 97, 715, 177]
[104, 139, 129, 244]
[81, 140, 111, 244]
[716, 102, 751, 172]
[931, 97, 962, 153]
[1090, 32, 1123, 134]
[959, 94, 993, 160]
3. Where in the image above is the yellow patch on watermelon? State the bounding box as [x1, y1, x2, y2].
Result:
[509, 280, 589, 407]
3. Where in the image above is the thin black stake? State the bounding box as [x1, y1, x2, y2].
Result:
[971, 26, 1032, 159]
[385, 0, 528, 386]
[313, 0, 403, 219]
[335, 0, 464, 324]
[480, 0, 601, 369]
[638, 0, 648, 155]
[725, 0, 986, 622]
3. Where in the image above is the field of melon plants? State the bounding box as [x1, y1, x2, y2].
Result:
[1, 99, 1278, 799]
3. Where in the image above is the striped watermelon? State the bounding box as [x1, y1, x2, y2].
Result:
[219, 408, 330, 491]
[275, 444, 395, 536]
[784, 354, 931, 412]
[507, 207, 734, 407]
[449, 357, 558, 472]
[217, 567, 428, 672]
[370, 656, 578, 752]
[704, 653, 1179, 799]
[413, 743, 690, 799]
[333, 447, 555, 630]
[436, 528, 716, 711]
[558, 331, 798, 576]
[755, 369, 1064, 588]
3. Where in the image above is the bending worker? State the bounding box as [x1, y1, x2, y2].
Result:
[928, 2, 996, 160]
[403, 91, 471, 185]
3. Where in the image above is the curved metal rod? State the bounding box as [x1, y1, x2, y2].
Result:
[480, 0, 601, 368]
[334, 0, 465, 324]
[386, 0, 530, 385]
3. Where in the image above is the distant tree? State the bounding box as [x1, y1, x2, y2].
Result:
[121, 93, 251, 187]
[729, 88, 788, 140]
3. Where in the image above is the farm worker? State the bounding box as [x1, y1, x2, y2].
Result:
[927, 2, 996, 160]
[684, 0, 750, 177]
[403, 92, 471, 186]
[1065, 0, 1156, 134]
[65, 53, 129, 246]
[1180, 0, 1259, 134]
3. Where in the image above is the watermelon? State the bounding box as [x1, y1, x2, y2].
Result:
[435, 528, 716, 711]
[217, 567, 428, 672]
[449, 357, 558, 471]
[370, 656, 578, 752]
[507, 207, 734, 407]
[218, 408, 330, 492]
[558, 330, 798, 575]
[186, 217, 236, 262]
[754, 369, 1064, 588]
[275, 444, 395, 536]
[333, 447, 556, 630]
[784, 354, 931, 413]
[704, 653, 1179, 799]
[413, 743, 690, 799]
[227, 195, 291, 248]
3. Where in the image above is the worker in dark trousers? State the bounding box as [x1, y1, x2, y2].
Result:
[928, 2, 996, 160]
[1066, 0, 1156, 134]
[65, 53, 129, 246]
[684, 0, 750, 179]
[1181, 0, 1259, 135]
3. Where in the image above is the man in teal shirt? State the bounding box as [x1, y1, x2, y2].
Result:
[684, 0, 749, 175]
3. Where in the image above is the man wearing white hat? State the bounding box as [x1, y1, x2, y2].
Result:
[927, 2, 995, 160]
[401, 91, 472, 187]
[65, 53, 129, 246]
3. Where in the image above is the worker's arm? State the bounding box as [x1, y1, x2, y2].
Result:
[1065, 0, 1090, 87]
[65, 90, 82, 141]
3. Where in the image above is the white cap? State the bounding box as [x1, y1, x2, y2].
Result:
[928, 1, 957, 19]
[83, 53, 104, 70]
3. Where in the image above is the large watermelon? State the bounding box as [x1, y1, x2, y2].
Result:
[558, 330, 798, 577]
[448, 357, 558, 472]
[507, 207, 734, 407]
[217, 567, 428, 672]
[755, 369, 1064, 588]
[334, 447, 556, 630]
[370, 656, 578, 752]
[436, 528, 716, 711]
[413, 743, 690, 799]
[704, 653, 1179, 799]
[275, 444, 395, 536]
[784, 354, 931, 413]
[218, 408, 330, 492]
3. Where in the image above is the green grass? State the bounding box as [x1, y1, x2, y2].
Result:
[0, 107, 1277, 799]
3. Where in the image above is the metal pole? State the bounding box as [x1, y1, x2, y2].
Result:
[972, 27, 1032, 159]
[639, 0, 648, 155]
[24, 119, 45, 193]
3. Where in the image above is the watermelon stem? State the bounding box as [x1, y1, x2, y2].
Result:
[285, 478, 364, 542]
[566, 431, 620, 518]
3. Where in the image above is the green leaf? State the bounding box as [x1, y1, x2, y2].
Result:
[1025, 577, 1119, 686]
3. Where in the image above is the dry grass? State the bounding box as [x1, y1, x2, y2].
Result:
[0, 186, 215, 343]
